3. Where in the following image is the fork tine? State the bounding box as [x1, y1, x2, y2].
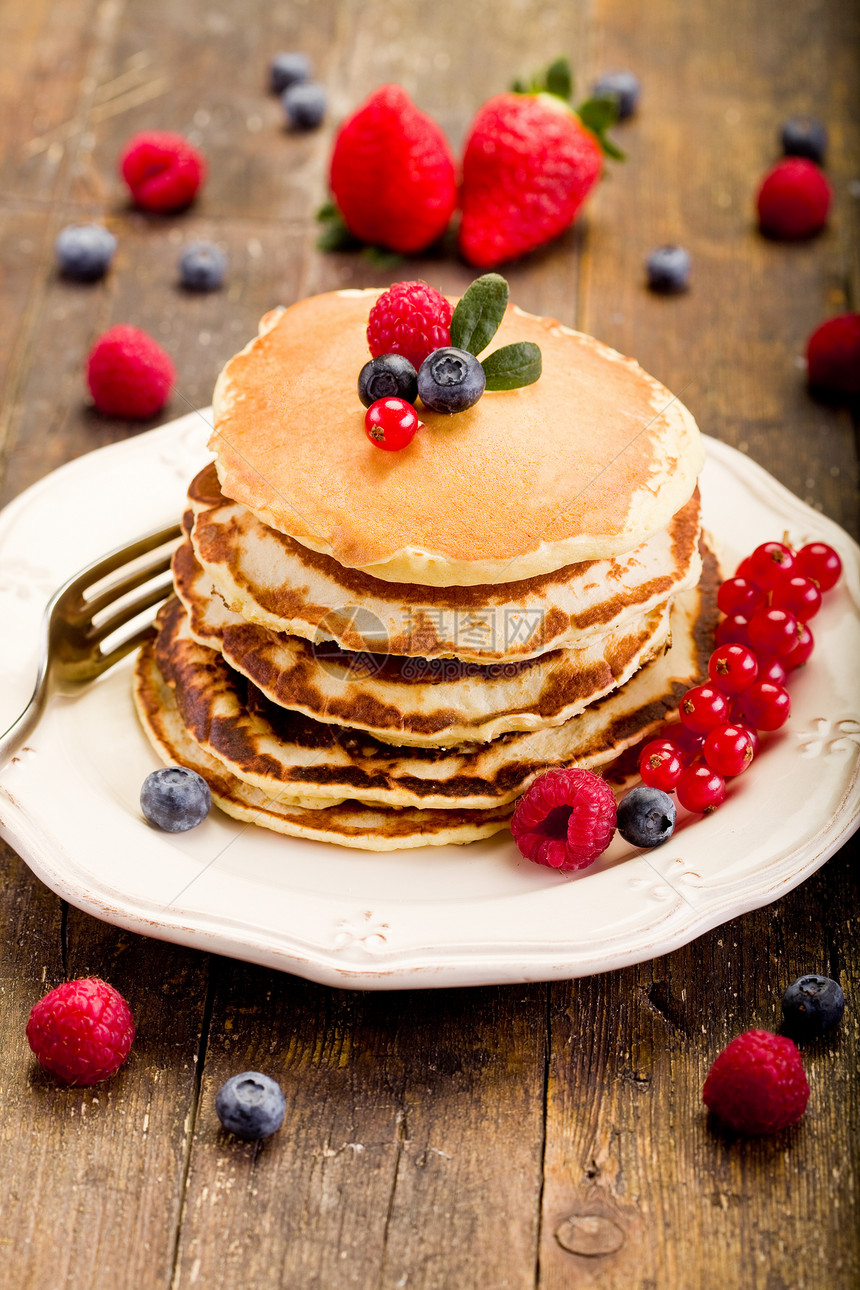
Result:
[75, 549, 176, 621]
[90, 621, 162, 676]
[57, 524, 181, 606]
[85, 574, 175, 645]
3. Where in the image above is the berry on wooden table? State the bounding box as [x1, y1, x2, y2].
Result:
[215, 1072, 286, 1140]
[781, 975, 845, 1040]
[55, 224, 117, 281]
[591, 70, 641, 119]
[120, 131, 206, 212]
[780, 115, 828, 164]
[86, 325, 175, 419]
[178, 241, 227, 291]
[703, 1030, 809, 1134]
[805, 315, 860, 398]
[756, 157, 831, 239]
[269, 51, 312, 94]
[26, 978, 135, 1085]
[646, 245, 691, 293]
[283, 82, 326, 131]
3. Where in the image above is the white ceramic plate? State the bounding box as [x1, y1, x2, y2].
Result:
[1, 412, 858, 989]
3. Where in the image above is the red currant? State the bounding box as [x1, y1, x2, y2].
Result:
[794, 541, 841, 592]
[703, 723, 755, 777]
[784, 622, 814, 669]
[746, 541, 796, 591]
[747, 607, 799, 658]
[677, 763, 727, 813]
[759, 656, 788, 687]
[717, 577, 766, 618]
[364, 398, 421, 451]
[734, 556, 754, 578]
[639, 746, 684, 792]
[679, 684, 730, 734]
[714, 614, 752, 648]
[708, 643, 759, 694]
[770, 574, 822, 623]
[734, 680, 791, 732]
[656, 724, 704, 765]
[734, 722, 761, 759]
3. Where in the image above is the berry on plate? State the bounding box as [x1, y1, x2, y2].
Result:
[364, 397, 421, 451]
[55, 224, 117, 282]
[645, 245, 691, 293]
[638, 743, 684, 793]
[215, 1071, 286, 1140]
[703, 723, 755, 778]
[708, 643, 759, 695]
[269, 51, 312, 94]
[417, 347, 486, 413]
[358, 354, 418, 408]
[781, 974, 846, 1040]
[676, 763, 726, 813]
[283, 82, 326, 131]
[780, 115, 828, 164]
[367, 281, 452, 371]
[591, 69, 641, 120]
[703, 1030, 809, 1134]
[327, 85, 457, 254]
[617, 785, 676, 848]
[141, 765, 211, 831]
[511, 768, 617, 872]
[26, 977, 135, 1085]
[794, 541, 842, 591]
[178, 241, 227, 291]
[746, 540, 795, 590]
[86, 324, 175, 419]
[119, 131, 206, 213]
[733, 680, 791, 732]
[679, 684, 730, 735]
[756, 157, 831, 239]
[805, 314, 860, 398]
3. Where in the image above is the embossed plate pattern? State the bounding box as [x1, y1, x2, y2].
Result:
[0, 411, 858, 989]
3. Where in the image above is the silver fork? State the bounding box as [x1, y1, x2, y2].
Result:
[0, 523, 181, 768]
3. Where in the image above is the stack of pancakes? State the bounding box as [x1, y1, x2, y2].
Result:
[134, 290, 718, 850]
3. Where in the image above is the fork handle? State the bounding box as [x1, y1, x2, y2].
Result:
[0, 669, 49, 771]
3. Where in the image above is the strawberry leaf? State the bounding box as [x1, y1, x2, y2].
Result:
[451, 273, 509, 356]
[544, 57, 572, 102]
[481, 342, 542, 391]
[315, 202, 361, 251]
[576, 96, 625, 160]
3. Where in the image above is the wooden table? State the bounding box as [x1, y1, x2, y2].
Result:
[1, 1, 858, 1286]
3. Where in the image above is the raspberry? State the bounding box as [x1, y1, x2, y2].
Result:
[511, 768, 617, 872]
[119, 131, 206, 212]
[367, 281, 453, 372]
[703, 1030, 809, 1134]
[756, 158, 831, 239]
[805, 314, 860, 398]
[86, 324, 175, 418]
[26, 977, 135, 1085]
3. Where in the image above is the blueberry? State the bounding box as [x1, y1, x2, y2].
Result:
[780, 116, 828, 164]
[140, 766, 211, 832]
[646, 245, 691, 293]
[282, 81, 326, 131]
[417, 347, 486, 414]
[591, 70, 641, 120]
[215, 1071, 286, 1140]
[617, 786, 676, 848]
[782, 974, 845, 1040]
[269, 51, 312, 94]
[178, 241, 227, 292]
[358, 354, 418, 408]
[55, 224, 117, 282]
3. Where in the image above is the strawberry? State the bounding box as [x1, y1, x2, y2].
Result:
[326, 85, 457, 255]
[458, 75, 615, 268]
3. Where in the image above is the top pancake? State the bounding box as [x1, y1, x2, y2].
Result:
[210, 290, 705, 586]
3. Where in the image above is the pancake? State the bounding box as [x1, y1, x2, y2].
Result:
[186, 462, 702, 663]
[152, 544, 717, 811]
[174, 531, 675, 747]
[134, 641, 515, 850]
[210, 291, 705, 585]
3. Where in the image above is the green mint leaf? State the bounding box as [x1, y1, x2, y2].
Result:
[544, 56, 572, 102]
[481, 342, 542, 391]
[450, 273, 509, 356]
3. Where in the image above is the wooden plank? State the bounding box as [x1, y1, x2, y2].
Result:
[0, 843, 211, 1290]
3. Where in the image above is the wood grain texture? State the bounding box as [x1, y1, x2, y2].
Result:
[0, 0, 857, 1286]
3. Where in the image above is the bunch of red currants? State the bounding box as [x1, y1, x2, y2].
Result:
[637, 540, 842, 814]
